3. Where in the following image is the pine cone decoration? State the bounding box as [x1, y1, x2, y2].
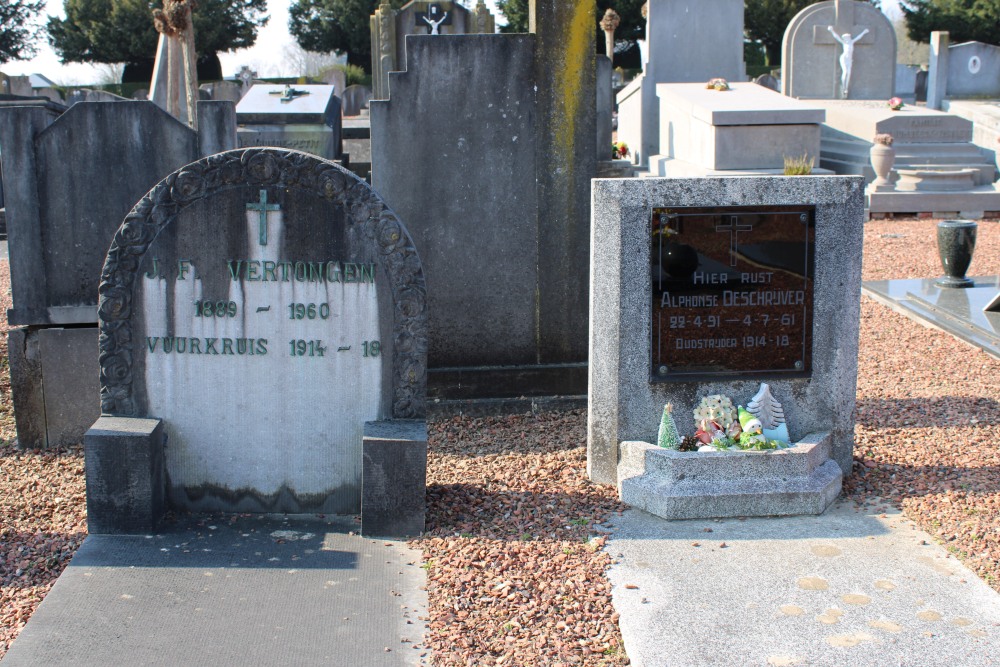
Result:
[678, 435, 700, 452]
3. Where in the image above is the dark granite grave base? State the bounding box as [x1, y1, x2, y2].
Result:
[85, 416, 428, 539]
[428, 363, 587, 400]
[862, 276, 1000, 359]
[362, 420, 427, 538]
[426, 363, 587, 416]
[84, 417, 165, 534]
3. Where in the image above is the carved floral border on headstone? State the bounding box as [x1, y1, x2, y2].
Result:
[97, 148, 427, 419]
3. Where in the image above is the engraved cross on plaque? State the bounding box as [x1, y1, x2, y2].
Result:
[715, 215, 752, 266]
[247, 189, 280, 246]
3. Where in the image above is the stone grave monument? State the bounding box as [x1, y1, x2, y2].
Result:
[782, 0, 895, 100]
[616, 0, 746, 168]
[943, 41, 1000, 99]
[589, 176, 865, 519]
[86, 147, 428, 538]
[818, 102, 1000, 216]
[371, 0, 496, 100]
[236, 84, 343, 162]
[647, 82, 828, 177]
[371, 0, 598, 407]
[0, 100, 236, 449]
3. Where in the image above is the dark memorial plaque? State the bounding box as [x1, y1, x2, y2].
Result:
[651, 205, 815, 381]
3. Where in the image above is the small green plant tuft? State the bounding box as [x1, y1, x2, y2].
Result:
[570, 517, 589, 526]
[783, 154, 814, 176]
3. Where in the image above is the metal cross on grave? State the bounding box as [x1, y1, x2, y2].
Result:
[247, 189, 280, 246]
[269, 84, 310, 103]
[715, 215, 753, 266]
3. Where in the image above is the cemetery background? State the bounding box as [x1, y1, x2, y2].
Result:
[1, 217, 999, 662]
[3, 0, 1000, 664]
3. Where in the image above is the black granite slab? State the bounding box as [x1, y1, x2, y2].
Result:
[862, 276, 1000, 359]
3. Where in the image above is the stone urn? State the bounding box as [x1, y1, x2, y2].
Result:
[869, 137, 896, 191]
[935, 219, 977, 288]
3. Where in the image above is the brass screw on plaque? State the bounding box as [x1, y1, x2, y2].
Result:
[794, 361, 803, 369]
[658, 365, 668, 375]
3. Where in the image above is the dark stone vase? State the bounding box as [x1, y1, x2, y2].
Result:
[935, 219, 977, 288]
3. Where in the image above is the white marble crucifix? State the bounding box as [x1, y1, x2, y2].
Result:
[813, 0, 874, 98]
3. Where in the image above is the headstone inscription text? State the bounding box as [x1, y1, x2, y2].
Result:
[132, 177, 386, 512]
[651, 206, 815, 380]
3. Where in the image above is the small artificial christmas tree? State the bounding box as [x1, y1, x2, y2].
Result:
[657, 403, 682, 449]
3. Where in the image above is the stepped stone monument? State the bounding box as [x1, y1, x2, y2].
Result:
[820, 102, 1000, 216]
[86, 148, 428, 538]
[371, 0, 597, 406]
[589, 176, 864, 519]
[782, 0, 895, 100]
[371, 0, 496, 100]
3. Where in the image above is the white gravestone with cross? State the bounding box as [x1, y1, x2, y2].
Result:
[88, 148, 428, 534]
[140, 185, 383, 512]
[782, 0, 896, 100]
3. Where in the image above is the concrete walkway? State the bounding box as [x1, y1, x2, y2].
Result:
[606, 498, 1000, 667]
[2, 514, 427, 666]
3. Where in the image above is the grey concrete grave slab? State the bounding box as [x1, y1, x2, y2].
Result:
[606, 499, 1000, 667]
[1, 515, 427, 666]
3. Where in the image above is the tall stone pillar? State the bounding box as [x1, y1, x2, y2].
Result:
[530, 0, 596, 363]
[927, 31, 950, 110]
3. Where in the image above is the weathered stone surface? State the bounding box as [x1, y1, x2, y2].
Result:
[362, 420, 427, 537]
[532, 0, 596, 364]
[617, 433, 842, 519]
[0, 100, 237, 326]
[7, 327, 101, 449]
[588, 176, 865, 487]
[84, 416, 165, 534]
[371, 0, 495, 100]
[0, 100, 236, 449]
[7, 328, 46, 449]
[372, 35, 539, 367]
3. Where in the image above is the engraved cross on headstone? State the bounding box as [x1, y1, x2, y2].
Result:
[715, 215, 752, 266]
[247, 189, 280, 246]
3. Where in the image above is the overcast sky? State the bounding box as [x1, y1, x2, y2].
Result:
[4, 0, 904, 85]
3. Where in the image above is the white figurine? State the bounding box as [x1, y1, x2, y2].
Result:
[827, 25, 869, 97]
[422, 11, 449, 35]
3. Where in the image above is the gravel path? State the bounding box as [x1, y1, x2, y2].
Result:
[1, 218, 999, 664]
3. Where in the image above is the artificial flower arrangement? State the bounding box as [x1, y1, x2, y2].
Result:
[874, 133, 894, 146]
[706, 78, 730, 91]
[612, 141, 629, 159]
[656, 383, 791, 452]
[888, 97, 904, 111]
